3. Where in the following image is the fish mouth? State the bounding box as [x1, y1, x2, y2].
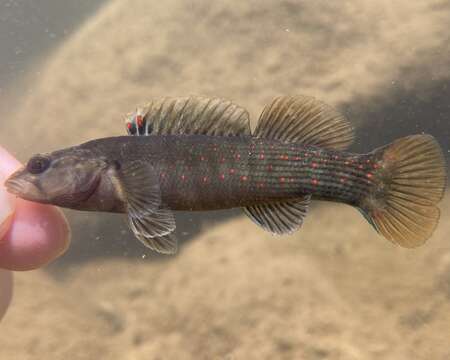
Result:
[4, 175, 45, 203]
[4, 177, 26, 196]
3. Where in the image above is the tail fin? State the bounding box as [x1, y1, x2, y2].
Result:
[360, 134, 447, 247]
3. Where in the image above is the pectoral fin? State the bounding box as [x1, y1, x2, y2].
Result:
[116, 160, 177, 254]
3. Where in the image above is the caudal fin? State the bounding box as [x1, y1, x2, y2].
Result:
[361, 135, 447, 247]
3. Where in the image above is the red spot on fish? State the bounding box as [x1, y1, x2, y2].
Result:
[259, 154, 265, 160]
[280, 154, 289, 160]
[366, 159, 371, 163]
[267, 164, 273, 171]
[160, 172, 166, 178]
[257, 182, 265, 188]
[136, 115, 143, 127]
[334, 155, 339, 160]
[229, 168, 235, 174]
[311, 179, 318, 185]
[219, 174, 225, 180]
[202, 176, 208, 183]
[295, 156, 301, 161]
[127, 123, 132, 129]
[340, 178, 345, 183]
[241, 175, 248, 181]
[181, 174, 186, 181]
[344, 161, 350, 165]
[280, 177, 285, 183]
[366, 173, 373, 179]
[289, 178, 295, 183]
[312, 162, 318, 168]
[236, 154, 241, 160]
[220, 157, 225, 163]
[200, 156, 205, 161]
[358, 164, 364, 169]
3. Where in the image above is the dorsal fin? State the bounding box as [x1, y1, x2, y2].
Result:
[125, 96, 251, 137]
[254, 95, 354, 150]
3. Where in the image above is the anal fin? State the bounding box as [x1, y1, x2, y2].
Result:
[243, 196, 310, 235]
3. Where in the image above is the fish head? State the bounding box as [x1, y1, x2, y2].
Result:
[4, 148, 109, 208]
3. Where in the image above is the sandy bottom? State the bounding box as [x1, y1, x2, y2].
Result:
[0, 0, 449, 359]
[1, 199, 450, 360]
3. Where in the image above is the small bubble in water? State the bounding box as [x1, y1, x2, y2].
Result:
[142, 254, 147, 259]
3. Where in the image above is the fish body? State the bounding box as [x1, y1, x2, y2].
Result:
[5, 95, 447, 254]
[79, 135, 372, 211]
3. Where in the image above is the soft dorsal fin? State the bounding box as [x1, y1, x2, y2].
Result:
[243, 196, 311, 235]
[125, 96, 251, 137]
[254, 95, 354, 150]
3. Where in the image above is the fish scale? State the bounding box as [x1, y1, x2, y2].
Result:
[128, 135, 376, 210]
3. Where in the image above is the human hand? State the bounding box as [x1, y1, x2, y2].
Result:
[0, 146, 71, 321]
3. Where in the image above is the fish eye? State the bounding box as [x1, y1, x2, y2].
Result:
[27, 156, 51, 175]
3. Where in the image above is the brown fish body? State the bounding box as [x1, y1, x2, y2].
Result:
[5, 95, 446, 254]
[81, 135, 372, 211]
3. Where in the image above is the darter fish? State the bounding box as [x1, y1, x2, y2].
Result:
[5, 96, 447, 254]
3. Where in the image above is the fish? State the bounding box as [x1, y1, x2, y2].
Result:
[4, 95, 447, 254]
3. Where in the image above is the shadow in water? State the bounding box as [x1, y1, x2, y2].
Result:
[49, 208, 242, 274]
[0, 0, 107, 87]
[48, 79, 450, 274]
[346, 80, 450, 155]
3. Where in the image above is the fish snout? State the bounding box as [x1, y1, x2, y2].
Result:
[4, 169, 40, 200]
[4, 176, 26, 196]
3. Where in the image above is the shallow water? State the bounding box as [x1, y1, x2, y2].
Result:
[0, 1, 449, 359]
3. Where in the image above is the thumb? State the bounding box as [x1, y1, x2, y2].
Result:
[0, 147, 71, 271]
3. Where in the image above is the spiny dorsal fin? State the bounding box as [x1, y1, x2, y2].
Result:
[254, 95, 354, 150]
[125, 96, 251, 137]
[243, 196, 310, 235]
